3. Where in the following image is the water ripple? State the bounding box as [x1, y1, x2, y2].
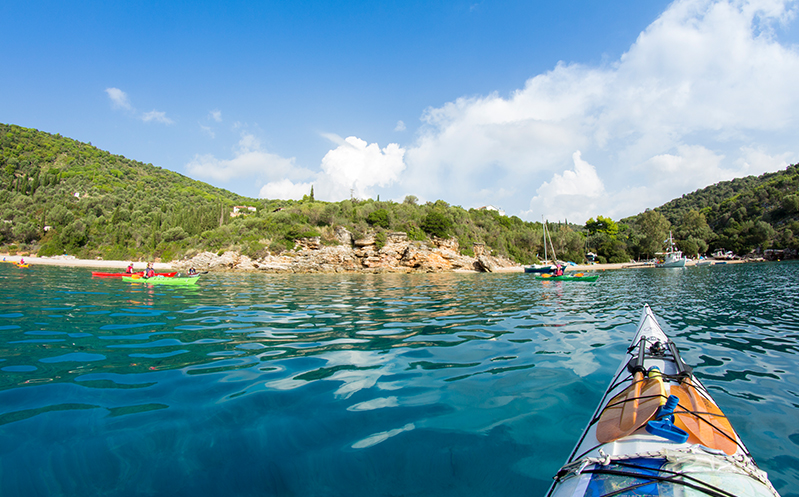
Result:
[0, 263, 797, 496]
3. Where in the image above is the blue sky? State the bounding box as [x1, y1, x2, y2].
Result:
[3, 0, 799, 223]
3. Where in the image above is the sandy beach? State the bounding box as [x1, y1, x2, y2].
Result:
[0, 254, 174, 271]
[3, 254, 619, 273]
[1, 253, 745, 273]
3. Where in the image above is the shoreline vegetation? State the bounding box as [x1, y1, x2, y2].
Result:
[2, 124, 798, 266]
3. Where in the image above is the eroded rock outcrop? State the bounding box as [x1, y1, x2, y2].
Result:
[174, 232, 519, 274]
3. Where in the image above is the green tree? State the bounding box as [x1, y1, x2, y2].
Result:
[60, 220, 88, 248]
[585, 215, 619, 238]
[783, 194, 799, 214]
[366, 208, 390, 229]
[421, 210, 452, 238]
[635, 210, 671, 259]
[12, 221, 39, 244]
[677, 210, 714, 242]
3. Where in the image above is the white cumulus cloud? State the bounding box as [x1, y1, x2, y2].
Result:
[141, 110, 174, 125]
[186, 132, 313, 184]
[396, 0, 799, 223]
[105, 87, 131, 110]
[315, 136, 406, 200]
[259, 179, 314, 200]
[105, 88, 173, 125]
[525, 151, 605, 222]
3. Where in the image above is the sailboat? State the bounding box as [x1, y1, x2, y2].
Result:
[656, 231, 687, 268]
[524, 221, 558, 273]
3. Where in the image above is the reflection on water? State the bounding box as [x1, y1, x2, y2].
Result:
[0, 263, 797, 496]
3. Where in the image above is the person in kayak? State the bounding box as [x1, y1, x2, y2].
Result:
[144, 263, 155, 278]
[553, 264, 564, 276]
[126, 263, 134, 274]
[188, 267, 197, 276]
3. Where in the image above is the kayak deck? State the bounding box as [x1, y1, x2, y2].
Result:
[548, 304, 780, 497]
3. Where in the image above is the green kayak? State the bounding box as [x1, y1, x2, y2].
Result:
[122, 275, 200, 286]
[535, 273, 599, 282]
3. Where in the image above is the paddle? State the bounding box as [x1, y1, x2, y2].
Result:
[596, 341, 666, 443]
[671, 381, 737, 455]
[667, 341, 738, 455]
[597, 370, 666, 443]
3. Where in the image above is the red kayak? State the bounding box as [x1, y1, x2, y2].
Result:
[91, 271, 178, 278]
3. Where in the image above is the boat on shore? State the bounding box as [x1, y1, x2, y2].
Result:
[524, 264, 556, 274]
[656, 232, 687, 268]
[547, 304, 780, 496]
[713, 248, 737, 260]
[122, 275, 199, 286]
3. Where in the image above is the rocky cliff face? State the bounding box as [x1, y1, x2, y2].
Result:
[174, 230, 519, 273]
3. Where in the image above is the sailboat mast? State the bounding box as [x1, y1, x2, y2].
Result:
[547, 222, 558, 263]
[543, 220, 548, 263]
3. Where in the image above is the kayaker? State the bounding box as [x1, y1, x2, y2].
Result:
[126, 263, 134, 274]
[144, 263, 155, 278]
[188, 267, 197, 276]
[554, 264, 564, 276]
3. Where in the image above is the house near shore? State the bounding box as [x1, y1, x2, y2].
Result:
[230, 206, 257, 217]
[479, 205, 506, 217]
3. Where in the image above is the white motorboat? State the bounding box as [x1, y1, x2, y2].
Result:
[656, 232, 687, 268]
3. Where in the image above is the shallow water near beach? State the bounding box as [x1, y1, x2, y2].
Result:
[0, 262, 797, 496]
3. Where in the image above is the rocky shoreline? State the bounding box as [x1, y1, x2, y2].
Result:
[173, 230, 520, 273]
[4, 227, 765, 275]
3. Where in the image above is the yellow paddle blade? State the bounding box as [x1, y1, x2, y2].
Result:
[540, 273, 551, 278]
[672, 381, 738, 455]
[596, 372, 665, 443]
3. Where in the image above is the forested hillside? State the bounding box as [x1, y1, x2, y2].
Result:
[588, 165, 799, 263]
[652, 166, 799, 256]
[1, 123, 797, 265]
[0, 124, 583, 264]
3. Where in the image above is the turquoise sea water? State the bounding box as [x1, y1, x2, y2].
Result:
[0, 262, 797, 496]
